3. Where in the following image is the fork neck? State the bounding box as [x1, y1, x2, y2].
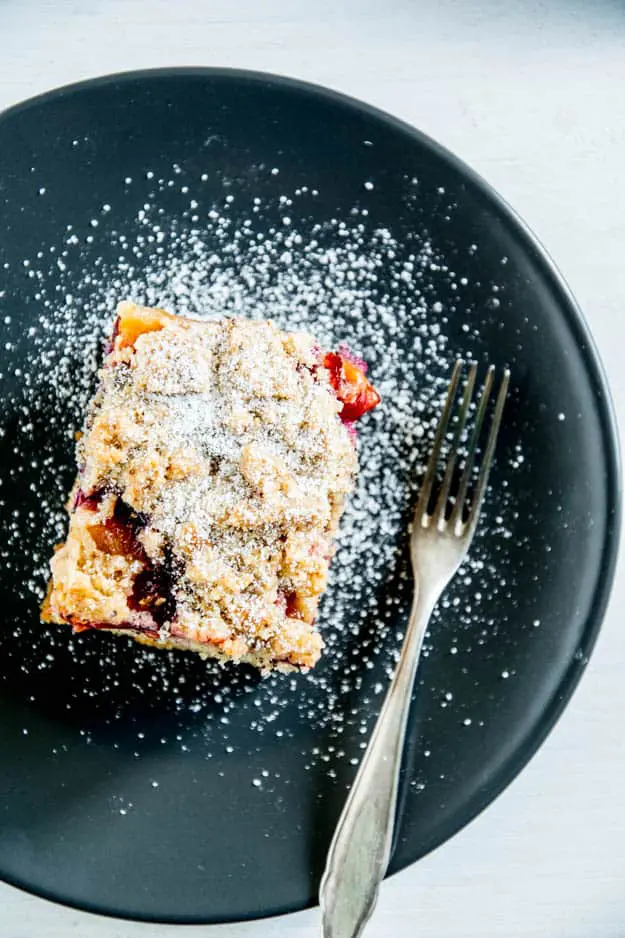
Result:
[400, 578, 440, 670]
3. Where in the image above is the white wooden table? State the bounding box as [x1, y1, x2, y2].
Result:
[1, 1, 624, 935]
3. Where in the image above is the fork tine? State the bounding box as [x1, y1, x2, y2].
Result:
[433, 361, 478, 527]
[450, 365, 495, 529]
[465, 368, 510, 528]
[415, 359, 463, 522]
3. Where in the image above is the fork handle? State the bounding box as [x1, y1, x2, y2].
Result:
[319, 581, 439, 938]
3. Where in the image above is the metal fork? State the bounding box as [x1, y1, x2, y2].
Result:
[319, 359, 510, 938]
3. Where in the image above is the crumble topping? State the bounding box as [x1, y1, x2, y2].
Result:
[42, 301, 380, 671]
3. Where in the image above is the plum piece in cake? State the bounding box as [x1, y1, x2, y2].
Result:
[42, 301, 380, 671]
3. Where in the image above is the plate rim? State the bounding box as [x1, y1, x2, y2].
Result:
[0, 66, 621, 924]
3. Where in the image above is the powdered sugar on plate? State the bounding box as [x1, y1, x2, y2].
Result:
[0, 165, 524, 795]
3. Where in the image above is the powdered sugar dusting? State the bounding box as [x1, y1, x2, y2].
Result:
[0, 165, 525, 803]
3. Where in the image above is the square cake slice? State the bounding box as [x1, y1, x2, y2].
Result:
[42, 301, 380, 671]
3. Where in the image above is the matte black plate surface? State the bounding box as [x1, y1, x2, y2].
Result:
[0, 69, 619, 923]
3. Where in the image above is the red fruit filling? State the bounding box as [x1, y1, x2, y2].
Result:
[336, 344, 368, 374]
[275, 589, 305, 620]
[128, 554, 178, 627]
[77, 497, 178, 633]
[87, 498, 147, 562]
[70, 618, 157, 635]
[74, 488, 106, 511]
[323, 352, 381, 423]
[113, 304, 174, 351]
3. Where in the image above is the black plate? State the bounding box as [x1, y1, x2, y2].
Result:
[0, 69, 620, 924]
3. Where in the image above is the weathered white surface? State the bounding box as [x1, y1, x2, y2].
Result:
[1, 0, 624, 935]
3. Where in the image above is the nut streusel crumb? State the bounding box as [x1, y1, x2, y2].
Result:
[42, 301, 380, 671]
